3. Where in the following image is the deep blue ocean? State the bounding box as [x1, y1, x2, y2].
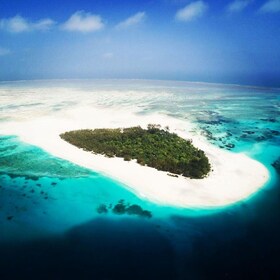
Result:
[0, 80, 280, 279]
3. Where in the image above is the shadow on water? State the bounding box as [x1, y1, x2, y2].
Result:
[0, 217, 175, 280]
[1, 174, 280, 280]
[1, 182, 280, 280]
[169, 180, 280, 280]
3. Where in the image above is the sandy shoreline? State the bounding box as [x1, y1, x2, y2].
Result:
[0, 106, 269, 208]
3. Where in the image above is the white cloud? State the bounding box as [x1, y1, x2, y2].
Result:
[1, 16, 29, 32]
[33, 19, 56, 31]
[116, 12, 146, 29]
[175, 1, 208, 22]
[0, 15, 55, 33]
[0, 47, 11, 56]
[61, 11, 104, 33]
[227, 0, 252, 13]
[259, 0, 280, 13]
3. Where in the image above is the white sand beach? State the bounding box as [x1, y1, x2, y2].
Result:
[0, 106, 269, 208]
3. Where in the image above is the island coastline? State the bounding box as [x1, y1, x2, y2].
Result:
[0, 106, 270, 208]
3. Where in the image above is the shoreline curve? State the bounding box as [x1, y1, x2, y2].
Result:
[0, 106, 270, 208]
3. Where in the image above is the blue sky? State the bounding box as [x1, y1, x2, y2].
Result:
[0, 0, 280, 86]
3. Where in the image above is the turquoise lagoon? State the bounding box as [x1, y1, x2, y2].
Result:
[0, 80, 279, 279]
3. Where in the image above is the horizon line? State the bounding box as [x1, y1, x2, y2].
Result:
[0, 77, 279, 91]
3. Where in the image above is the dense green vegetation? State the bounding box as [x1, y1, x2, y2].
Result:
[60, 124, 211, 179]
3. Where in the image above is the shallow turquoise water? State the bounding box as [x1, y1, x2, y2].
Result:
[0, 80, 280, 279]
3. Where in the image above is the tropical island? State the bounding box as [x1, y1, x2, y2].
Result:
[60, 124, 211, 179]
[1, 105, 269, 207]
